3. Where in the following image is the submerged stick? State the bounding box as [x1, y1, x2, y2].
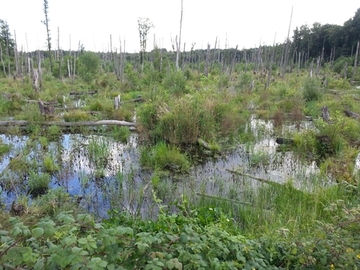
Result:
[226, 169, 283, 187]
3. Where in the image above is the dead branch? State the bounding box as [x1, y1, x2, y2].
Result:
[226, 169, 283, 187]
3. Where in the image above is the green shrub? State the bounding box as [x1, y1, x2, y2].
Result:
[78, 51, 101, 82]
[163, 70, 188, 95]
[302, 77, 323, 102]
[47, 125, 62, 140]
[328, 78, 352, 89]
[63, 110, 92, 122]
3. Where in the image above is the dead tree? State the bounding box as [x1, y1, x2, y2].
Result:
[33, 69, 40, 92]
[175, 0, 183, 71]
[13, 30, 20, 77]
[204, 43, 210, 76]
[114, 95, 121, 110]
[281, 6, 293, 78]
[321, 106, 331, 123]
[0, 45, 6, 77]
[37, 50, 43, 89]
[38, 99, 54, 119]
[228, 45, 238, 79]
[351, 41, 359, 85]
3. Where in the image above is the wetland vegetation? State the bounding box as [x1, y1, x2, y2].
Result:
[1, 9, 360, 269]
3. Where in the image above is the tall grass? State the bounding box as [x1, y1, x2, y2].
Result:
[140, 142, 190, 172]
[194, 178, 359, 237]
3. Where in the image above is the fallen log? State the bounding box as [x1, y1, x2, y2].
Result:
[69, 90, 98, 96]
[197, 138, 221, 154]
[275, 138, 294, 145]
[120, 96, 144, 104]
[0, 120, 137, 133]
[344, 109, 360, 120]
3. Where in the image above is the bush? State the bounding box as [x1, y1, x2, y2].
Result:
[63, 110, 92, 122]
[302, 77, 323, 102]
[78, 51, 101, 82]
[163, 70, 188, 95]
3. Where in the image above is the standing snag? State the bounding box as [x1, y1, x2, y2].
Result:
[38, 99, 54, 119]
[137, 17, 154, 70]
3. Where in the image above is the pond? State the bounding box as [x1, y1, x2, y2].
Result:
[0, 117, 330, 218]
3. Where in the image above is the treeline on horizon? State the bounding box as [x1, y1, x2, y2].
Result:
[1, 7, 360, 76]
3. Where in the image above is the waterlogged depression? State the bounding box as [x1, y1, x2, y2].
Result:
[0, 117, 350, 218]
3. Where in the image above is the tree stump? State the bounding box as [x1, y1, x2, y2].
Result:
[38, 99, 54, 119]
[321, 106, 331, 123]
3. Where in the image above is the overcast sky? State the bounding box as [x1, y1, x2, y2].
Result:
[1, 1, 359, 52]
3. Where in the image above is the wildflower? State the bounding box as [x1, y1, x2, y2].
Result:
[330, 263, 335, 270]
[357, 254, 360, 259]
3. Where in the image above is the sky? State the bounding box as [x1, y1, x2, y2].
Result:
[1, 0, 359, 53]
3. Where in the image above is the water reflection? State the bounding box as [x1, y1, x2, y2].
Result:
[0, 117, 354, 218]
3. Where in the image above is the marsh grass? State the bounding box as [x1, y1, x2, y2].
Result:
[28, 171, 51, 197]
[111, 126, 131, 143]
[195, 178, 358, 237]
[43, 154, 60, 173]
[140, 142, 190, 173]
[63, 110, 92, 122]
[0, 139, 11, 156]
[87, 136, 111, 175]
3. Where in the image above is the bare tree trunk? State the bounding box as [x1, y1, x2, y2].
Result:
[265, 44, 276, 89]
[331, 46, 336, 68]
[351, 41, 359, 85]
[228, 45, 238, 78]
[110, 35, 114, 70]
[176, 0, 183, 70]
[309, 59, 314, 78]
[57, 27, 62, 78]
[114, 95, 121, 110]
[343, 62, 348, 79]
[13, 30, 20, 77]
[210, 36, 218, 71]
[204, 43, 210, 76]
[0, 45, 6, 77]
[114, 36, 123, 81]
[67, 59, 71, 78]
[37, 50, 43, 89]
[316, 55, 321, 76]
[27, 56, 32, 78]
[33, 69, 40, 92]
[297, 51, 301, 76]
[281, 6, 293, 78]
